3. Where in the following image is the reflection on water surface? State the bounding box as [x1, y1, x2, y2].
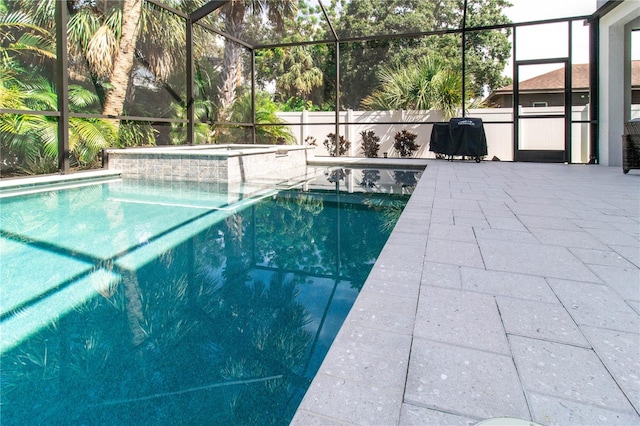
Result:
[0, 168, 421, 425]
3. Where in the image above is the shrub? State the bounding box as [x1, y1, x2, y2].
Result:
[323, 133, 350, 157]
[393, 130, 420, 158]
[360, 130, 380, 158]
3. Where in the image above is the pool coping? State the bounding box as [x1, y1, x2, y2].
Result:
[308, 156, 429, 169]
[0, 170, 122, 197]
[103, 143, 313, 158]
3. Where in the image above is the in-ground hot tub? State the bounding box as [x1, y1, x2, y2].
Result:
[103, 144, 315, 184]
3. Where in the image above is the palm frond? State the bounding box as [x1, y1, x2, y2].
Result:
[68, 85, 100, 109]
[86, 25, 117, 78]
[103, 5, 123, 41]
[362, 55, 462, 116]
[10, 32, 55, 58]
[36, 120, 58, 158]
[0, 83, 25, 110]
[1, 10, 34, 29]
[139, 2, 185, 82]
[15, 0, 55, 29]
[68, 118, 116, 162]
[16, 153, 57, 175]
[67, 8, 103, 53]
[0, 10, 55, 59]
[21, 77, 57, 111]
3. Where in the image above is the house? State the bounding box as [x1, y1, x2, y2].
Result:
[486, 60, 640, 108]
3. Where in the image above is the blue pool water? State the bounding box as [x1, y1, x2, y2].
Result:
[0, 167, 421, 425]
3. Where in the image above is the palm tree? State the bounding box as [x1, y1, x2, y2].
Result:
[7, 0, 130, 120]
[0, 1, 55, 60]
[15, 0, 186, 121]
[215, 0, 297, 122]
[229, 91, 295, 144]
[266, 45, 324, 103]
[100, 0, 142, 121]
[361, 55, 462, 119]
[3, 75, 117, 173]
[1, 4, 115, 174]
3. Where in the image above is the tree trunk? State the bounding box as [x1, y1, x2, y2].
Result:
[215, 3, 245, 123]
[123, 271, 146, 346]
[216, 36, 242, 123]
[102, 0, 143, 125]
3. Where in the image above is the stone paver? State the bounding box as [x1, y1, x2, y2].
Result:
[548, 278, 640, 333]
[293, 161, 640, 425]
[460, 267, 558, 302]
[478, 238, 602, 282]
[420, 262, 462, 289]
[581, 326, 640, 413]
[529, 227, 610, 250]
[414, 287, 510, 354]
[496, 296, 590, 347]
[428, 223, 477, 243]
[425, 239, 484, 268]
[404, 338, 530, 420]
[588, 264, 640, 301]
[527, 392, 640, 426]
[295, 374, 404, 425]
[610, 244, 640, 267]
[319, 345, 408, 390]
[399, 404, 477, 425]
[331, 324, 414, 361]
[568, 247, 637, 268]
[509, 335, 635, 412]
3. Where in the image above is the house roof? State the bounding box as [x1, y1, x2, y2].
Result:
[491, 60, 640, 95]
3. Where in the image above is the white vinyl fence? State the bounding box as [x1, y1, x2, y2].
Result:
[277, 106, 591, 163]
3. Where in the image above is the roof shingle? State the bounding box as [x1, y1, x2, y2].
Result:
[493, 60, 640, 94]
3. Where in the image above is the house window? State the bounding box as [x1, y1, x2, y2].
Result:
[532, 102, 548, 107]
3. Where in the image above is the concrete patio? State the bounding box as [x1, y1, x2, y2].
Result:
[292, 160, 640, 425]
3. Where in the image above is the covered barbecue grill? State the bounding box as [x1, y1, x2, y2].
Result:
[429, 117, 488, 162]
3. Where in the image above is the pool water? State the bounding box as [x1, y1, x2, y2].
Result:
[0, 168, 421, 425]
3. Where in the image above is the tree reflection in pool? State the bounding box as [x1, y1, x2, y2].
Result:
[0, 167, 421, 425]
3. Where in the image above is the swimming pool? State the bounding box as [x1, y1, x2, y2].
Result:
[0, 167, 421, 425]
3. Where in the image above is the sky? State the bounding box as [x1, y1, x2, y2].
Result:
[505, 0, 599, 23]
[502, 0, 639, 81]
[503, 0, 597, 80]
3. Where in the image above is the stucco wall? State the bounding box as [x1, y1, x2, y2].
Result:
[599, 1, 640, 166]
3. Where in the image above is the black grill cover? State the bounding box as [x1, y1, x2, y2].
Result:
[429, 123, 451, 155]
[449, 117, 487, 157]
[429, 117, 488, 157]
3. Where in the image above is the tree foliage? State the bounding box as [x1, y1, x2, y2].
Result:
[256, 44, 328, 109]
[362, 55, 463, 118]
[332, 0, 512, 109]
[254, 0, 512, 111]
[228, 91, 295, 144]
[0, 1, 116, 175]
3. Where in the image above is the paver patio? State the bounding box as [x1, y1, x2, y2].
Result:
[292, 160, 640, 425]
